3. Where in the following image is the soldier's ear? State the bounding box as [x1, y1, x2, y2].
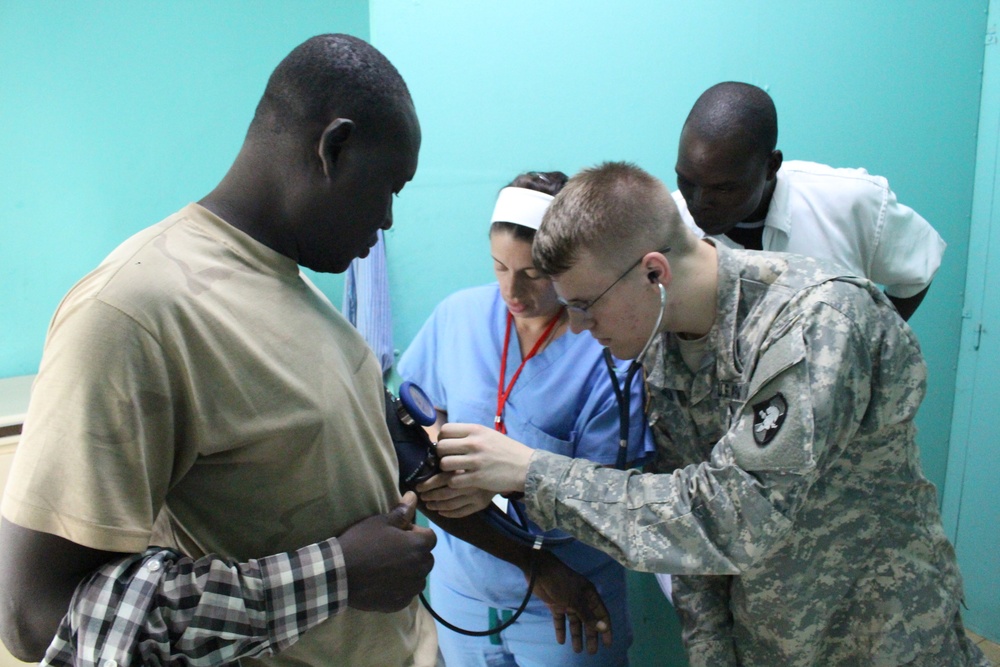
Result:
[643, 250, 671, 288]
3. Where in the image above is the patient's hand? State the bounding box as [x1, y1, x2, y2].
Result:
[416, 472, 495, 518]
[532, 550, 614, 654]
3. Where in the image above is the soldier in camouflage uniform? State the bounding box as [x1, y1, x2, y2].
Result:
[429, 161, 988, 666]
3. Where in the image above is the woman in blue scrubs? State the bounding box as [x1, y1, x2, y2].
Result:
[398, 171, 650, 667]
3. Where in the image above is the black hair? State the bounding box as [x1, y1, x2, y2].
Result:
[490, 171, 569, 243]
[248, 34, 412, 138]
[684, 81, 778, 156]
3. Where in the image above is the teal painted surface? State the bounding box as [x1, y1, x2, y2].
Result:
[369, 3, 987, 664]
[943, 0, 1000, 642]
[0, 1, 993, 663]
[626, 572, 688, 666]
[1, 1, 986, 493]
[371, 0, 986, 498]
[0, 0, 367, 376]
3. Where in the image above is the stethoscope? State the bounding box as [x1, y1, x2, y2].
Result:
[391, 380, 572, 636]
[390, 283, 667, 637]
[604, 282, 667, 469]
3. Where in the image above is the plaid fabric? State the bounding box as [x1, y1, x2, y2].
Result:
[41, 539, 347, 667]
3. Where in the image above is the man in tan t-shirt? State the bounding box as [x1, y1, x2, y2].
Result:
[0, 33, 436, 667]
[0, 34, 611, 667]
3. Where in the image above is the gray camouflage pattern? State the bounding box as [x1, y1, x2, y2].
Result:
[525, 244, 988, 666]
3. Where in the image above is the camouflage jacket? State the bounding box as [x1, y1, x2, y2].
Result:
[525, 244, 986, 666]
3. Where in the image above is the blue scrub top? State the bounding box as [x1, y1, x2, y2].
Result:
[398, 284, 651, 609]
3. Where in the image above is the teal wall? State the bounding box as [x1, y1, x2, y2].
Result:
[942, 0, 1000, 642]
[0, 0, 365, 377]
[367, 4, 988, 663]
[1, 1, 986, 494]
[371, 0, 987, 499]
[0, 2, 992, 665]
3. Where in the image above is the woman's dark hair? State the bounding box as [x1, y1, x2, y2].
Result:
[490, 171, 569, 242]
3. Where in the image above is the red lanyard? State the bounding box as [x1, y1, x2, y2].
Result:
[495, 309, 564, 434]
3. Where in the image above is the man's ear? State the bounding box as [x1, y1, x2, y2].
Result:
[318, 118, 356, 178]
[766, 149, 783, 181]
[644, 249, 672, 288]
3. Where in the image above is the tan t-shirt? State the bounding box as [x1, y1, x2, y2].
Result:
[3, 204, 436, 666]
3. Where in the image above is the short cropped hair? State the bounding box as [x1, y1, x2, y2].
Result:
[249, 34, 412, 138]
[490, 170, 569, 243]
[684, 81, 778, 157]
[533, 161, 695, 276]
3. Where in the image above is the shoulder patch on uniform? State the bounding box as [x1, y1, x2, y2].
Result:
[752, 393, 787, 446]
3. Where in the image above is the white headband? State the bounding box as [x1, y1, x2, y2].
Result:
[490, 187, 554, 231]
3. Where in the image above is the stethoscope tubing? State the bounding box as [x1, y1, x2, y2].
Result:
[605, 282, 666, 469]
[420, 284, 666, 636]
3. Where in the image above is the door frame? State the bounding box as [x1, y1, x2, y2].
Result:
[942, 0, 999, 539]
[941, 0, 1000, 642]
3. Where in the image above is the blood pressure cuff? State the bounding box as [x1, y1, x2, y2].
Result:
[385, 388, 439, 491]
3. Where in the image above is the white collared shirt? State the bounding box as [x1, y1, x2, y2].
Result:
[673, 160, 946, 298]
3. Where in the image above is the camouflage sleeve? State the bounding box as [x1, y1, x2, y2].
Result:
[525, 450, 785, 573]
[524, 295, 885, 573]
[671, 574, 738, 667]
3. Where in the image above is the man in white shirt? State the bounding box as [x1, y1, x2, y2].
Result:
[672, 81, 945, 321]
